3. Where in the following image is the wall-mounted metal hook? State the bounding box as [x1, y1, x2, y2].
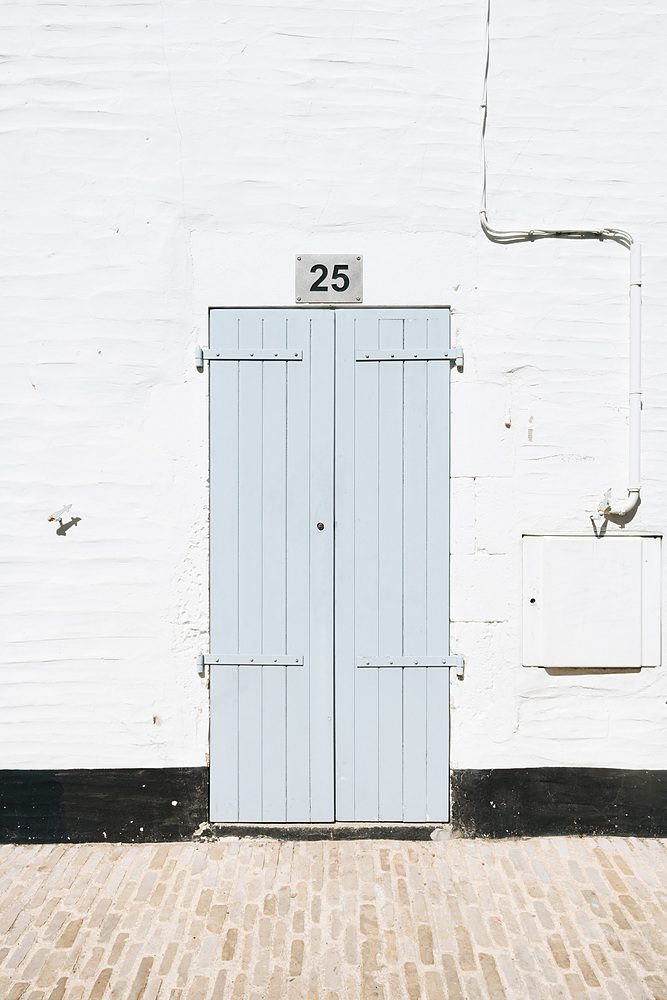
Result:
[48, 504, 72, 524]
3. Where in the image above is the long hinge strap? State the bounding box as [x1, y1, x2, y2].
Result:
[196, 346, 302, 368]
[355, 347, 463, 369]
[357, 655, 464, 678]
[197, 653, 303, 675]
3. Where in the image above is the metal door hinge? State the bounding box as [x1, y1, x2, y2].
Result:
[196, 346, 303, 370]
[357, 655, 464, 677]
[197, 653, 304, 675]
[355, 346, 463, 370]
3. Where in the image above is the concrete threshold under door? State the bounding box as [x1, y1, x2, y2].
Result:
[197, 823, 454, 841]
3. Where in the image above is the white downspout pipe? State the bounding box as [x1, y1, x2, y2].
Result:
[600, 243, 642, 518]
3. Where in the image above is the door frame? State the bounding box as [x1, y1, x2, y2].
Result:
[206, 305, 455, 825]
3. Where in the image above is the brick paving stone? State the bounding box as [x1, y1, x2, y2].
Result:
[0, 837, 664, 997]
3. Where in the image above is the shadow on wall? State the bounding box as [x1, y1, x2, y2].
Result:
[55, 517, 81, 537]
[543, 667, 642, 677]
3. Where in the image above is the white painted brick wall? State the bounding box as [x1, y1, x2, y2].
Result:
[1, 0, 665, 769]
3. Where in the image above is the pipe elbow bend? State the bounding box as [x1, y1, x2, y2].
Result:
[601, 489, 640, 518]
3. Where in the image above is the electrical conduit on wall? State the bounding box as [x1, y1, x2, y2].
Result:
[480, 0, 641, 520]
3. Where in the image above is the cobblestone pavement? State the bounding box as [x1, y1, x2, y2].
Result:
[0, 836, 666, 999]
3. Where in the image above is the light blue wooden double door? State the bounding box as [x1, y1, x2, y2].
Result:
[209, 308, 451, 823]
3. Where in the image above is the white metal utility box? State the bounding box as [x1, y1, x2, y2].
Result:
[522, 535, 662, 669]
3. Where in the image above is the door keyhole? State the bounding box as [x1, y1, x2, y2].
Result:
[317, 522, 325, 531]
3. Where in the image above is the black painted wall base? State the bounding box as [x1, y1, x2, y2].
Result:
[1, 766, 665, 842]
[0, 768, 208, 844]
[451, 767, 667, 838]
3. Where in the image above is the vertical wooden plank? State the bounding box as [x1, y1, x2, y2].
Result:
[209, 668, 238, 819]
[236, 313, 265, 822]
[425, 668, 450, 821]
[377, 317, 406, 821]
[209, 310, 240, 820]
[351, 314, 381, 820]
[259, 313, 289, 821]
[402, 315, 429, 820]
[425, 312, 451, 821]
[333, 310, 357, 820]
[308, 311, 335, 821]
[285, 315, 312, 821]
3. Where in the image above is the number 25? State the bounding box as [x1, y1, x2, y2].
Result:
[310, 263, 350, 293]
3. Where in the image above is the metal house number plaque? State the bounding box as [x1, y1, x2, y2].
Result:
[295, 254, 363, 304]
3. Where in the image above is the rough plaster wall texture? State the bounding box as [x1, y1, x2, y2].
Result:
[1, 2, 208, 767]
[0, 0, 665, 770]
[450, 0, 667, 769]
